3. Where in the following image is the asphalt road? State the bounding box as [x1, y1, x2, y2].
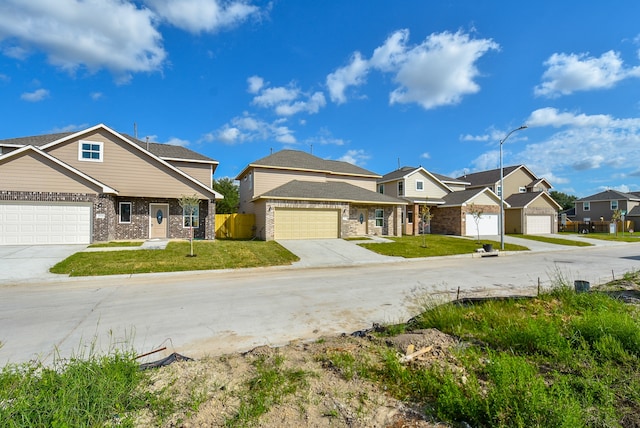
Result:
[1, 243, 639, 365]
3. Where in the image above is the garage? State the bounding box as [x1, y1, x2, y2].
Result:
[274, 208, 339, 239]
[0, 202, 92, 245]
[526, 215, 552, 235]
[465, 213, 498, 236]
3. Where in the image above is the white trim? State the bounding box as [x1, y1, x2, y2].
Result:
[78, 140, 103, 162]
[416, 180, 424, 191]
[611, 200, 618, 210]
[119, 201, 132, 224]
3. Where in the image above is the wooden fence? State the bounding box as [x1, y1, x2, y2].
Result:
[215, 214, 256, 239]
[561, 220, 633, 233]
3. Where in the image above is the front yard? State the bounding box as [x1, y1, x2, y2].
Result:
[358, 235, 528, 257]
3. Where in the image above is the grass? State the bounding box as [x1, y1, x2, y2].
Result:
[508, 233, 593, 246]
[88, 241, 144, 248]
[51, 240, 299, 276]
[358, 234, 528, 257]
[575, 233, 640, 243]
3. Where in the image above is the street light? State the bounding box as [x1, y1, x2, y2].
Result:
[500, 125, 527, 250]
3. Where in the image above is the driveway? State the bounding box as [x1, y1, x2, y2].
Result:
[276, 238, 401, 267]
[0, 244, 88, 284]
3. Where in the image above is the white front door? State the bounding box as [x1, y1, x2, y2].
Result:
[149, 203, 169, 239]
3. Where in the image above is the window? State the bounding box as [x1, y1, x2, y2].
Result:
[611, 200, 618, 210]
[378, 184, 384, 194]
[119, 202, 132, 224]
[519, 186, 527, 193]
[183, 203, 200, 228]
[78, 140, 103, 162]
[583, 201, 590, 211]
[416, 180, 424, 191]
[398, 181, 404, 196]
[375, 209, 384, 227]
[496, 185, 502, 196]
[407, 210, 413, 223]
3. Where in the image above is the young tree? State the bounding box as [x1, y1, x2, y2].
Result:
[419, 204, 433, 248]
[468, 203, 484, 244]
[611, 209, 622, 236]
[213, 177, 239, 214]
[179, 194, 200, 257]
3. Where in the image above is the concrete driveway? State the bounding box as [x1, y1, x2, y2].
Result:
[0, 244, 87, 284]
[276, 238, 402, 267]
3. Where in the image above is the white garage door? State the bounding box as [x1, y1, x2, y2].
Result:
[465, 214, 498, 236]
[526, 215, 551, 235]
[0, 203, 92, 245]
[275, 208, 339, 240]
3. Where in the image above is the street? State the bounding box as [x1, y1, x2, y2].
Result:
[1, 243, 639, 365]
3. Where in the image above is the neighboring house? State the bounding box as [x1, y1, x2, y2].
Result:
[435, 188, 506, 236]
[575, 190, 640, 231]
[236, 150, 405, 240]
[459, 165, 559, 234]
[0, 124, 223, 245]
[377, 166, 478, 235]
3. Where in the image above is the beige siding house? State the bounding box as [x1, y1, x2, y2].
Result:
[237, 150, 405, 240]
[0, 124, 223, 245]
[460, 165, 559, 234]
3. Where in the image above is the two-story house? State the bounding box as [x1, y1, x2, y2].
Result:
[378, 166, 504, 236]
[0, 124, 223, 245]
[236, 150, 405, 240]
[575, 189, 640, 232]
[460, 165, 561, 234]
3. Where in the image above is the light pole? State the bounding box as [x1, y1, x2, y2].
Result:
[500, 125, 527, 250]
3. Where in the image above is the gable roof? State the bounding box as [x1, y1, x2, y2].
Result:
[505, 191, 562, 210]
[1, 124, 223, 200]
[0, 145, 118, 194]
[441, 187, 506, 207]
[237, 149, 380, 179]
[378, 166, 457, 193]
[257, 180, 406, 205]
[459, 165, 535, 187]
[576, 189, 640, 202]
[0, 127, 218, 165]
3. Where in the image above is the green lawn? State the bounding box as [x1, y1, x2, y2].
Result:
[561, 232, 640, 243]
[509, 234, 593, 247]
[358, 235, 528, 258]
[51, 240, 299, 276]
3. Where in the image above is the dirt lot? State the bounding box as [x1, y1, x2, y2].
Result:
[135, 328, 459, 427]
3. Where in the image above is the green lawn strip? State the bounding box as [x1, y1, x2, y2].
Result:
[358, 235, 528, 258]
[577, 233, 640, 243]
[509, 234, 593, 246]
[51, 240, 299, 276]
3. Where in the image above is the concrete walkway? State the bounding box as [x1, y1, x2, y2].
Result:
[276, 238, 402, 267]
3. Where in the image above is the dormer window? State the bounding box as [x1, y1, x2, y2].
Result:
[78, 140, 103, 162]
[519, 187, 526, 193]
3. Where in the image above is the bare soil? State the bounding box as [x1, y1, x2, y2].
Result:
[135, 328, 458, 427]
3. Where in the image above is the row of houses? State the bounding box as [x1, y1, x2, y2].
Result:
[0, 123, 561, 245]
[564, 190, 640, 232]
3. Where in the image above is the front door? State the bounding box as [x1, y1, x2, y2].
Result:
[355, 209, 368, 235]
[149, 203, 169, 239]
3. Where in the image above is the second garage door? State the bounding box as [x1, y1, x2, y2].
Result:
[526, 215, 552, 234]
[465, 214, 498, 236]
[0, 202, 92, 245]
[274, 208, 339, 239]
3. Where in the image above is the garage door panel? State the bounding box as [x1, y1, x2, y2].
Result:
[526, 215, 551, 235]
[465, 214, 498, 236]
[0, 203, 92, 245]
[275, 208, 339, 240]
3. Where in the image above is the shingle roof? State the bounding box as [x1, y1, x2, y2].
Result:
[627, 206, 640, 217]
[258, 180, 406, 205]
[576, 189, 640, 202]
[441, 188, 499, 207]
[432, 172, 469, 185]
[458, 165, 521, 186]
[505, 192, 561, 209]
[0, 129, 217, 163]
[248, 150, 380, 177]
[379, 166, 418, 181]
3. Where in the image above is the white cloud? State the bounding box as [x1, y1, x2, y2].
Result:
[420, 152, 430, 159]
[527, 107, 615, 128]
[203, 113, 296, 145]
[90, 92, 103, 100]
[460, 133, 490, 142]
[326, 29, 499, 109]
[164, 137, 190, 147]
[305, 128, 346, 146]
[48, 123, 88, 133]
[251, 79, 327, 116]
[20, 88, 49, 102]
[144, 0, 260, 33]
[337, 149, 370, 166]
[247, 75, 264, 94]
[534, 50, 640, 97]
[0, 0, 166, 79]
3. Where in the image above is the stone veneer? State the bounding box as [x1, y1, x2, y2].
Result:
[0, 191, 216, 243]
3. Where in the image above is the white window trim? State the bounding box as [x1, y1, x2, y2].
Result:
[78, 140, 103, 162]
[378, 184, 384, 194]
[416, 180, 424, 191]
[519, 186, 527, 193]
[583, 202, 590, 211]
[398, 181, 404, 196]
[183, 204, 200, 228]
[611, 200, 618, 210]
[496, 185, 502, 197]
[119, 202, 132, 224]
[375, 209, 384, 227]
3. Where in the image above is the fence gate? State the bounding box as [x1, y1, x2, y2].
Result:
[215, 214, 255, 239]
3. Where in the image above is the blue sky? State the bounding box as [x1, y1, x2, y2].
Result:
[2, 1, 640, 198]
